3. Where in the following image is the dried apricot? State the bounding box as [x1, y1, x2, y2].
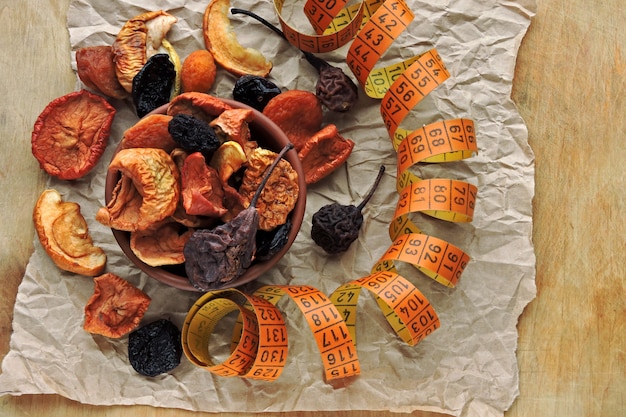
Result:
[167, 92, 232, 123]
[33, 189, 106, 276]
[83, 273, 151, 338]
[76, 45, 128, 100]
[130, 221, 192, 266]
[180, 49, 217, 93]
[203, 0, 272, 77]
[120, 113, 177, 152]
[31, 89, 116, 180]
[180, 152, 228, 217]
[298, 124, 355, 184]
[262, 90, 322, 152]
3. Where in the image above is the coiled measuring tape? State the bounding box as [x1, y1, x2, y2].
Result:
[182, 0, 478, 381]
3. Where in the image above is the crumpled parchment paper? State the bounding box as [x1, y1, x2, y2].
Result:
[0, 0, 537, 416]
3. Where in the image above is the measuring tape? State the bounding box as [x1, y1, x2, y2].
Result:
[182, 0, 479, 380]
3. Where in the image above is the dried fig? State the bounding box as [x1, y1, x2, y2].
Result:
[33, 189, 106, 276]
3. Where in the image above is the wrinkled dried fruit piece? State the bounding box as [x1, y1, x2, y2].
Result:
[97, 148, 180, 232]
[181, 152, 228, 217]
[232, 75, 282, 111]
[31, 89, 116, 180]
[76, 45, 128, 100]
[209, 141, 247, 184]
[311, 166, 385, 254]
[132, 53, 176, 117]
[128, 319, 182, 377]
[121, 114, 177, 152]
[83, 273, 151, 338]
[239, 147, 299, 231]
[33, 189, 106, 276]
[168, 113, 221, 158]
[112, 10, 178, 93]
[130, 221, 192, 266]
[184, 144, 293, 290]
[167, 92, 233, 122]
[209, 108, 257, 157]
[181, 49, 217, 93]
[255, 217, 291, 262]
[262, 90, 322, 151]
[298, 124, 355, 184]
[203, 0, 272, 77]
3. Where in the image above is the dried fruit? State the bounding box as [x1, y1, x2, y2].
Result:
[231, 8, 358, 112]
[168, 113, 221, 158]
[262, 90, 323, 152]
[209, 108, 258, 157]
[120, 113, 177, 152]
[128, 319, 182, 377]
[76, 45, 128, 100]
[232, 75, 282, 111]
[298, 124, 355, 184]
[31, 89, 116, 180]
[180, 49, 217, 93]
[239, 147, 300, 231]
[130, 221, 192, 266]
[209, 141, 247, 184]
[184, 144, 293, 290]
[167, 91, 233, 122]
[96, 148, 180, 232]
[132, 53, 177, 117]
[83, 273, 151, 338]
[33, 189, 106, 276]
[203, 0, 272, 77]
[180, 152, 228, 217]
[311, 166, 385, 254]
[255, 217, 291, 262]
[112, 10, 178, 93]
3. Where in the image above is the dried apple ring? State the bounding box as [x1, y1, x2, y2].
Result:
[203, 0, 272, 77]
[33, 189, 106, 276]
[83, 273, 151, 338]
[31, 90, 116, 180]
[112, 10, 178, 93]
[96, 148, 180, 232]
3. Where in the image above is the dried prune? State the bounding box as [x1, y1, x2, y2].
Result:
[128, 319, 182, 377]
[255, 218, 291, 261]
[311, 166, 385, 254]
[168, 113, 221, 158]
[233, 75, 282, 111]
[132, 53, 176, 117]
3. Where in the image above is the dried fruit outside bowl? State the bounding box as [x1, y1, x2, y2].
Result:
[105, 98, 306, 291]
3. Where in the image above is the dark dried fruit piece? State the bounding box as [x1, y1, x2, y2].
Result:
[233, 75, 282, 111]
[132, 53, 176, 117]
[31, 89, 116, 180]
[168, 113, 221, 158]
[311, 166, 385, 254]
[255, 218, 291, 262]
[128, 319, 182, 377]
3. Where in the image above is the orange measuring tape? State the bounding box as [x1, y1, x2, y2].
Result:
[182, 0, 478, 381]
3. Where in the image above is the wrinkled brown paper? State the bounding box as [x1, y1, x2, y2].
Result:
[0, 0, 537, 416]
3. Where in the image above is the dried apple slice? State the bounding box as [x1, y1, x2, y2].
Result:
[33, 189, 106, 276]
[203, 0, 272, 77]
[130, 221, 192, 266]
[209, 141, 247, 184]
[112, 10, 178, 93]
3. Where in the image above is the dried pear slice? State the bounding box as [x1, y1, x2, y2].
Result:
[33, 189, 106, 276]
[112, 10, 178, 93]
[203, 0, 272, 77]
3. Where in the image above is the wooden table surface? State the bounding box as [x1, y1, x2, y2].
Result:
[1, 0, 623, 416]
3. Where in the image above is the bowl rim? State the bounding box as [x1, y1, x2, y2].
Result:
[105, 96, 306, 292]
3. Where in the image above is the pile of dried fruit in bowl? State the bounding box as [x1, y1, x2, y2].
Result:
[96, 93, 301, 289]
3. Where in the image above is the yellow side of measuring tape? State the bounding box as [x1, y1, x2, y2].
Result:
[182, 0, 479, 381]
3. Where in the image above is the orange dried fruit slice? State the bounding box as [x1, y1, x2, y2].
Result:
[112, 10, 178, 93]
[130, 221, 192, 266]
[203, 0, 272, 77]
[262, 90, 323, 152]
[31, 89, 116, 180]
[33, 189, 106, 276]
[180, 49, 217, 93]
[209, 141, 247, 184]
[120, 113, 177, 152]
[167, 92, 233, 122]
[298, 124, 355, 184]
[83, 273, 151, 338]
[76, 45, 128, 100]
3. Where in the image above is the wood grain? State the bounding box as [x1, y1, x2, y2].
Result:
[1, 0, 623, 416]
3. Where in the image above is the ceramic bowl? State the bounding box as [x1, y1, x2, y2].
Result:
[104, 97, 306, 291]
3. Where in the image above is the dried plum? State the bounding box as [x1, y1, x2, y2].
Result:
[233, 75, 282, 111]
[255, 217, 292, 261]
[168, 113, 221, 158]
[311, 166, 385, 254]
[132, 53, 176, 118]
[128, 319, 182, 377]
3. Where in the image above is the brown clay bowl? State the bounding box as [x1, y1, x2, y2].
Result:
[105, 97, 306, 291]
